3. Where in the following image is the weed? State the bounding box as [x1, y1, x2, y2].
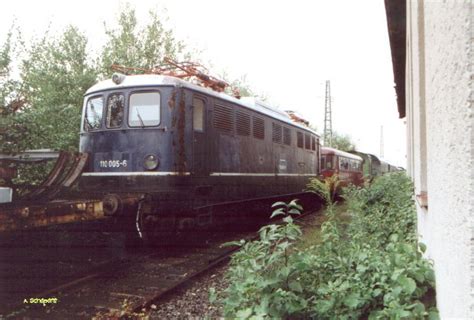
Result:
[220, 173, 438, 319]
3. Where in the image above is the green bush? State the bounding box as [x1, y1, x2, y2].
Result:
[220, 173, 438, 319]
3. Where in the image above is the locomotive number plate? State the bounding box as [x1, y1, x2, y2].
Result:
[99, 160, 128, 168]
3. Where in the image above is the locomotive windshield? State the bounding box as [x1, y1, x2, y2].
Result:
[106, 93, 124, 128]
[84, 96, 104, 131]
[129, 92, 160, 127]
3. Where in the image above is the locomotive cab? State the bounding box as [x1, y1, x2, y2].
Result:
[80, 76, 191, 185]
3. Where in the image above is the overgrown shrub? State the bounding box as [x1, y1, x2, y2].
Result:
[219, 173, 438, 319]
[344, 172, 417, 247]
[222, 200, 307, 318]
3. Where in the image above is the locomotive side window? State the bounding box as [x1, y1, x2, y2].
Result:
[311, 136, 316, 151]
[304, 133, 311, 149]
[106, 93, 124, 128]
[193, 97, 205, 132]
[272, 123, 282, 143]
[297, 132, 303, 148]
[129, 92, 160, 127]
[252, 117, 265, 139]
[84, 96, 104, 131]
[283, 127, 291, 145]
[236, 111, 251, 136]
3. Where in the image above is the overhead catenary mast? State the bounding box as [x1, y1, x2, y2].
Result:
[323, 80, 333, 147]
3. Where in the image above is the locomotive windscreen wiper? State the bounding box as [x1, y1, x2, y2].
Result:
[136, 109, 145, 128]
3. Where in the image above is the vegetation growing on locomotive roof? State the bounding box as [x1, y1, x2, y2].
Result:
[215, 173, 438, 319]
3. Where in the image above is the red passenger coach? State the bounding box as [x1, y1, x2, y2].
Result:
[320, 147, 364, 187]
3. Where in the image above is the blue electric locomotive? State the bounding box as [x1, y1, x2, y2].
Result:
[79, 73, 320, 242]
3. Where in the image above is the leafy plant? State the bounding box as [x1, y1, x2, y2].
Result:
[222, 200, 306, 318]
[220, 173, 438, 319]
[307, 174, 340, 212]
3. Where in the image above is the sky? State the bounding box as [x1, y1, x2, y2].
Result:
[0, 0, 406, 167]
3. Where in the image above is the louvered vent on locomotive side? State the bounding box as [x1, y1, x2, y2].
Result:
[236, 111, 251, 136]
[253, 117, 265, 139]
[304, 133, 311, 149]
[283, 127, 291, 145]
[272, 123, 282, 143]
[297, 132, 304, 148]
[213, 104, 234, 132]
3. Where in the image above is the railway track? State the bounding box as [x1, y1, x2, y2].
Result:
[0, 206, 320, 319]
[2, 230, 253, 319]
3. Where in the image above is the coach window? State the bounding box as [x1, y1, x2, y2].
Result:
[193, 97, 204, 132]
[339, 158, 344, 170]
[129, 92, 161, 127]
[84, 96, 104, 131]
[339, 158, 347, 170]
[325, 155, 333, 169]
[106, 93, 124, 128]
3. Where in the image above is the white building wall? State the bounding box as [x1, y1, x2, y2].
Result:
[406, 0, 473, 318]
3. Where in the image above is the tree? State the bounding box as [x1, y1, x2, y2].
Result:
[100, 6, 188, 77]
[0, 27, 28, 153]
[308, 123, 319, 133]
[19, 26, 98, 151]
[330, 131, 356, 152]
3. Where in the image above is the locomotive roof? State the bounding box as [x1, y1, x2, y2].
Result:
[321, 147, 363, 161]
[85, 74, 319, 136]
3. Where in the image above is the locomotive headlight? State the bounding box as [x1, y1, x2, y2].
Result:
[143, 154, 159, 170]
[112, 73, 126, 85]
